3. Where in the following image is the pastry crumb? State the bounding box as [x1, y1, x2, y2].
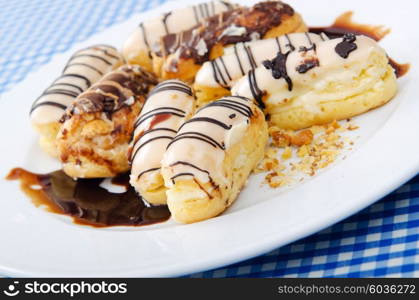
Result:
[257, 120, 357, 188]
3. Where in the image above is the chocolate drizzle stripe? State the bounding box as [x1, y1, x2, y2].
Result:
[51, 82, 83, 93]
[169, 160, 214, 183]
[210, 59, 229, 87]
[275, 36, 282, 53]
[149, 81, 192, 96]
[139, 23, 150, 49]
[131, 136, 173, 163]
[244, 45, 257, 69]
[63, 63, 104, 76]
[101, 49, 120, 60]
[30, 101, 67, 113]
[70, 54, 113, 65]
[178, 117, 232, 131]
[136, 106, 185, 123]
[219, 56, 232, 81]
[162, 12, 172, 34]
[168, 131, 225, 150]
[54, 74, 91, 87]
[132, 127, 177, 149]
[234, 44, 245, 76]
[32, 90, 76, 110]
[285, 34, 295, 51]
[202, 100, 252, 117]
[192, 6, 199, 25]
[135, 111, 185, 129]
[41, 89, 79, 98]
[137, 167, 161, 180]
[248, 69, 265, 109]
[170, 161, 210, 176]
[170, 172, 194, 184]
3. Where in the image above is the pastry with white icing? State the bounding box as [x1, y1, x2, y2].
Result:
[194, 32, 328, 105]
[155, 1, 307, 82]
[232, 34, 398, 129]
[161, 96, 268, 223]
[57, 65, 157, 178]
[129, 80, 195, 205]
[122, 1, 237, 72]
[30, 45, 123, 157]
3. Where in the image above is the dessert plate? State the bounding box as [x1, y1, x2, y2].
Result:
[0, 0, 418, 277]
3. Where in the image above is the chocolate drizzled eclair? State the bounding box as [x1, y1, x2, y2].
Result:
[161, 96, 268, 223]
[155, 1, 307, 82]
[30, 45, 123, 157]
[57, 65, 157, 178]
[122, 1, 238, 72]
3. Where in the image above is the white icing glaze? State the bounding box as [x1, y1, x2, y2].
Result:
[231, 35, 390, 112]
[122, 1, 236, 60]
[195, 32, 327, 88]
[30, 45, 122, 125]
[129, 80, 195, 198]
[161, 96, 253, 189]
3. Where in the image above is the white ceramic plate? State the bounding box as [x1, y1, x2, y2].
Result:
[0, 0, 418, 277]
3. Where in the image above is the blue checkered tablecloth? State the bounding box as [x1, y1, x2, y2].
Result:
[0, 0, 418, 278]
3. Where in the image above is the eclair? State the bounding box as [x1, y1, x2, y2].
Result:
[57, 65, 158, 178]
[122, 1, 237, 72]
[155, 1, 307, 82]
[129, 80, 195, 205]
[194, 32, 328, 106]
[232, 34, 398, 130]
[161, 96, 268, 223]
[30, 45, 123, 157]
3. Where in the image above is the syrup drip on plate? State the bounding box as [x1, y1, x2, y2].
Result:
[6, 168, 170, 228]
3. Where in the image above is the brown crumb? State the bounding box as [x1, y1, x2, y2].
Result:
[261, 120, 357, 189]
[290, 129, 313, 147]
[347, 124, 359, 131]
[271, 130, 291, 148]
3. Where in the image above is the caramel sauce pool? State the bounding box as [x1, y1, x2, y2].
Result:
[6, 168, 170, 228]
[309, 11, 410, 78]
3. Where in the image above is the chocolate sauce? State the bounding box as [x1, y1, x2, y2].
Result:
[296, 58, 320, 74]
[335, 33, 358, 59]
[6, 168, 170, 227]
[262, 51, 293, 91]
[309, 11, 390, 41]
[388, 58, 410, 78]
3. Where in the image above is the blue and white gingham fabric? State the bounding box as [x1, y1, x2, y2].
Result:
[0, 0, 418, 278]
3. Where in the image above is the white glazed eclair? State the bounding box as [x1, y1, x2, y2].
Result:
[232, 34, 398, 129]
[30, 45, 123, 157]
[122, 1, 237, 72]
[161, 96, 268, 223]
[57, 65, 157, 178]
[194, 32, 328, 105]
[129, 80, 195, 205]
[157, 1, 307, 82]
